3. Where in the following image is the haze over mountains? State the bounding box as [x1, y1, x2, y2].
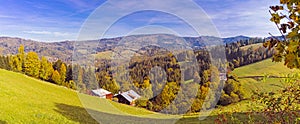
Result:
[0, 34, 262, 62]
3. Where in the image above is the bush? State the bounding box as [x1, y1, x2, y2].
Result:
[219, 92, 232, 106]
[135, 98, 148, 108]
[218, 74, 245, 106]
[230, 92, 240, 103]
[112, 97, 118, 102]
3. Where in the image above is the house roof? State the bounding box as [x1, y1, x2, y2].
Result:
[91, 88, 111, 97]
[120, 90, 141, 102]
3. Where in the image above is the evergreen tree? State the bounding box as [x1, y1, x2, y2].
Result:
[66, 65, 73, 82]
[83, 67, 97, 90]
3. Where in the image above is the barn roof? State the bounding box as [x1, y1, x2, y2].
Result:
[120, 90, 141, 102]
[91, 88, 111, 97]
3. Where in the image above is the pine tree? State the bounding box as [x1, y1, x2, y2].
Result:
[66, 65, 73, 82]
[83, 67, 97, 90]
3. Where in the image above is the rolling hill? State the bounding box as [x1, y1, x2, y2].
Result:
[233, 58, 300, 94]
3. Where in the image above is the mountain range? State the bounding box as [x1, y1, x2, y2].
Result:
[0, 34, 262, 62]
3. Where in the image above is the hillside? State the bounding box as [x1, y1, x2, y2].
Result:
[0, 69, 230, 124]
[0, 69, 180, 123]
[233, 58, 300, 95]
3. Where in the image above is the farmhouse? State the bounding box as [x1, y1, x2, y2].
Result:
[116, 90, 141, 106]
[90, 88, 113, 99]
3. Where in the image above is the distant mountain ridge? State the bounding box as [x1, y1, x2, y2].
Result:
[223, 35, 251, 44]
[0, 34, 258, 62]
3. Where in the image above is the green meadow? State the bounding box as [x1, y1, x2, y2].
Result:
[233, 58, 300, 94]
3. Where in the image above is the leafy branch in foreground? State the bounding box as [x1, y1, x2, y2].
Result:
[266, 1, 300, 69]
[252, 73, 300, 123]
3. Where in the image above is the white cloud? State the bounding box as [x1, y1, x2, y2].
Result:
[53, 32, 71, 37]
[23, 30, 73, 37]
[199, 0, 280, 37]
[0, 15, 17, 19]
[23, 30, 52, 35]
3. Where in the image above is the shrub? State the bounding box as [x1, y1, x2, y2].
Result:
[135, 98, 148, 108]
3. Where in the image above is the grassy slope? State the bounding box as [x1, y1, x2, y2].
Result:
[208, 58, 300, 115]
[0, 69, 96, 123]
[233, 58, 300, 94]
[0, 69, 180, 124]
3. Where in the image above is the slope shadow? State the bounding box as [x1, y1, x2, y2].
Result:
[0, 120, 7, 124]
[55, 103, 298, 124]
[54, 103, 178, 124]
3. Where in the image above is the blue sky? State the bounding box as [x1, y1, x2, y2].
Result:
[0, 0, 280, 42]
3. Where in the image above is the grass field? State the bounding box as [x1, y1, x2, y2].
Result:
[233, 58, 300, 94]
[0, 69, 179, 124]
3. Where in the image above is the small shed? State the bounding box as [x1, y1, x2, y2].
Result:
[116, 90, 141, 106]
[91, 88, 113, 99]
[219, 73, 227, 81]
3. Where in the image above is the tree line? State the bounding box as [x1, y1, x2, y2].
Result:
[226, 38, 274, 69]
[0, 45, 76, 89]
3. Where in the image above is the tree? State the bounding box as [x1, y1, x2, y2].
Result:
[267, 1, 300, 69]
[39, 56, 53, 80]
[17, 45, 25, 72]
[52, 70, 61, 85]
[53, 59, 63, 71]
[73, 65, 85, 92]
[59, 63, 67, 84]
[24, 51, 40, 78]
[66, 65, 73, 82]
[83, 67, 97, 90]
[9, 55, 21, 72]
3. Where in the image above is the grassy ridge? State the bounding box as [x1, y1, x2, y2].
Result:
[233, 59, 300, 94]
[0, 69, 94, 123]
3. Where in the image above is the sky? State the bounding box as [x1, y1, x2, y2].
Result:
[0, 0, 280, 42]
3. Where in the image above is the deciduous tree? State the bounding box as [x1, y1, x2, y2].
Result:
[24, 51, 40, 78]
[267, 1, 300, 69]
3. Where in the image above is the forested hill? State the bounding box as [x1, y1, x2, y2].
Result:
[0, 34, 266, 62]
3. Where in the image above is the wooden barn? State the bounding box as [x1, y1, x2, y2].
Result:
[90, 88, 113, 99]
[116, 90, 141, 106]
